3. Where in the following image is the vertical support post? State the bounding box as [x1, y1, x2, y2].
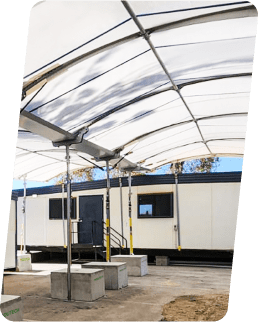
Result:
[62, 183, 66, 248]
[106, 160, 111, 262]
[23, 176, 27, 254]
[1, 278, 4, 295]
[119, 175, 125, 247]
[175, 173, 181, 251]
[66, 146, 72, 301]
[128, 171, 134, 255]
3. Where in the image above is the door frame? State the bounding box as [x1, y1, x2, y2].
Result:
[78, 195, 104, 245]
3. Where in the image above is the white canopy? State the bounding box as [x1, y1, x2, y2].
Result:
[16, 1, 257, 181]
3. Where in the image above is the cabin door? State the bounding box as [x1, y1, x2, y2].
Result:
[78, 195, 103, 245]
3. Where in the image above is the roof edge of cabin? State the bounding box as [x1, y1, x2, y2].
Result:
[13, 172, 242, 198]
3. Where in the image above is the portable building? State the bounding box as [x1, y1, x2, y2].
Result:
[14, 172, 241, 261]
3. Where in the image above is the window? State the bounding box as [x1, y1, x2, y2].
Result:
[49, 198, 76, 220]
[138, 193, 173, 218]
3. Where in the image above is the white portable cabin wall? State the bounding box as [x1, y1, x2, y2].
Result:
[15, 173, 241, 252]
[4, 193, 18, 269]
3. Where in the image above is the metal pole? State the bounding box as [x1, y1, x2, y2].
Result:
[62, 183, 66, 248]
[23, 176, 27, 253]
[66, 146, 72, 301]
[175, 173, 181, 251]
[119, 176, 125, 247]
[106, 161, 111, 262]
[128, 171, 134, 255]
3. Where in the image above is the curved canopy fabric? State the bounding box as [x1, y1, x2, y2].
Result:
[16, 1, 257, 181]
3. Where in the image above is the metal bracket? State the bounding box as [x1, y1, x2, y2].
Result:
[120, 164, 150, 172]
[95, 154, 120, 162]
[140, 30, 150, 41]
[21, 90, 26, 101]
[53, 127, 89, 147]
[95, 147, 122, 162]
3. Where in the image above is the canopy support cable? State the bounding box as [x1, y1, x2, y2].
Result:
[77, 154, 105, 171]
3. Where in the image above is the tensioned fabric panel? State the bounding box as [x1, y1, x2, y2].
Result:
[25, 38, 167, 132]
[24, 1, 138, 77]
[131, 1, 252, 30]
[15, 1, 258, 181]
[15, 132, 107, 181]
[24, 1, 252, 78]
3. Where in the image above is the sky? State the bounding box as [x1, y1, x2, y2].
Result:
[12, 157, 243, 190]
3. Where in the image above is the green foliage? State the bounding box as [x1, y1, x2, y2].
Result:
[168, 157, 220, 174]
[54, 167, 97, 185]
[54, 166, 145, 185]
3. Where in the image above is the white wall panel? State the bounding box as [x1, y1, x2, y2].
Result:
[4, 200, 16, 269]
[179, 183, 212, 249]
[26, 197, 46, 246]
[211, 183, 240, 249]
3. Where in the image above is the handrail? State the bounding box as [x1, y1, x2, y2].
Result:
[102, 220, 128, 250]
[92, 220, 128, 252]
[93, 221, 122, 249]
[102, 220, 125, 241]
[71, 220, 128, 256]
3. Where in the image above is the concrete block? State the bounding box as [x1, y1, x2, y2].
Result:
[111, 255, 148, 276]
[156, 256, 169, 266]
[51, 268, 105, 301]
[1, 295, 23, 321]
[82, 262, 128, 290]
[16, 253, 32, 272]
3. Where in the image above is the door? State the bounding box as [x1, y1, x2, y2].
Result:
[78, 195, 103, 245]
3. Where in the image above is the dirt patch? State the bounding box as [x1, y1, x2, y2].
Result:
[161, 294, 229, 321]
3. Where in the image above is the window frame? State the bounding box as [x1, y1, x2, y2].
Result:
[137, 193, 173, 219]
[49, 197, 77, 220]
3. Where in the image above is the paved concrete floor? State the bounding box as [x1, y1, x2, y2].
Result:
[2, 263, 232, 321]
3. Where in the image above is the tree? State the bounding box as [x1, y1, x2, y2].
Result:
[54, 158, 219, 185]
[168, 157, 220, 174]
[54, 165, 145, 185]
[54, 167, 97, 185]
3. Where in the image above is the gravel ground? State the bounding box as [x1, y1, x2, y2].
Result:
[2, 263, 232, 321]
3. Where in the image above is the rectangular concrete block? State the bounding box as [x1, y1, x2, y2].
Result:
[82, 262, 128, 290]
[51, 268, 105, 301]
[1, 295, 23, 321]
[156, 256, 169, 266]
[17, 253, 32, 272]
[111, 255, 148, 276]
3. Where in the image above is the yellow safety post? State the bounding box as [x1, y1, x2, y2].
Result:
[174, 170, 181, 251]
[61, 183, 67, 248]
[106, 161, 111, 262]
[106, 218, 110, 261]
[119, 175, 125, 248]
[128, 171, 134, 255]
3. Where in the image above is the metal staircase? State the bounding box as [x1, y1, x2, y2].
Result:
[92, 220, 128, 260]
[71, 220, 128, 263]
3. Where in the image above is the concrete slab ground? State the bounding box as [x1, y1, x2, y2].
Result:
[2, 264, 232, 321]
